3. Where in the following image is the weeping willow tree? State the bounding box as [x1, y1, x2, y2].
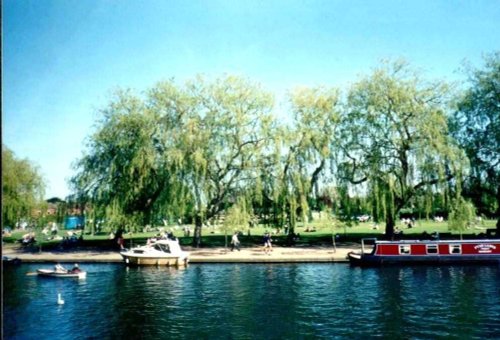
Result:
[260, 87, 340, 235]
[72, 76, 274, 246]
[168, 75, 274, 247]
[338, 60, 467, 238]
[223, 195, 252, 249]
[448, 196, 476, 239]
[71, 89, 180, 232]
[451, 52, 500, 233]
[2, 144, 46, 228]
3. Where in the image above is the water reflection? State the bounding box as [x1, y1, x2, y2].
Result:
[3, 263, 500, 339]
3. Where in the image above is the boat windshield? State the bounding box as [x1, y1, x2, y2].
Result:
[154, 243, 170, 253]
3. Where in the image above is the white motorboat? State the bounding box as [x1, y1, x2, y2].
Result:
[120, 239, 189, 267]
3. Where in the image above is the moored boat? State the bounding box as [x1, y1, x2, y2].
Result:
[120, 238, 189, 267]
[3, 256, 22, 266]
[36, 269, 87, 279]
[348, 238, 500, 266]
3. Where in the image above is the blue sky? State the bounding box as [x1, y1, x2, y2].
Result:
[3, 0, 499, 199]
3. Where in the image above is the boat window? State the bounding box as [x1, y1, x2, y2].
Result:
[449, 244, 461, 254]
[399, 245, 411, 255]
[426, 244, 438, 254]
[154, 243, 170, 253]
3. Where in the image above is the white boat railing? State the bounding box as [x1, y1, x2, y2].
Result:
[361, 238, 378, 255]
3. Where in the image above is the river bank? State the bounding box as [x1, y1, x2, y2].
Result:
[2, 243, 357, 263]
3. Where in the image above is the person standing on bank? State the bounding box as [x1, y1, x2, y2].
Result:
[231, 231, 240, 251]
[263, 232, 272, 254]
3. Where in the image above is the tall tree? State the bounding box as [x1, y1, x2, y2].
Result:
[338, 60, 466, 238]
[177, 76, 274, 247]
[71, 76, 274, 244]
[261, 87, 340, 233]
[2, 144, 46, 228]
[71, 90, 171, 230]
[451, 52, 500, 233]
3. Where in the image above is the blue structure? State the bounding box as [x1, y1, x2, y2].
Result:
[65, 216, 85, 229]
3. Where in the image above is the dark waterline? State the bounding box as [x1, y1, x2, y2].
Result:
[3, 263, 500, 339]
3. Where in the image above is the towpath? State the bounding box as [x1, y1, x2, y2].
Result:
[2, 243, 358, 263]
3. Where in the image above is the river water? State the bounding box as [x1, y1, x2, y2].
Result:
[3, 263, 500, 339]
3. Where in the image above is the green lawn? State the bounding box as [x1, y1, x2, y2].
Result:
[3, 219, 497, 249]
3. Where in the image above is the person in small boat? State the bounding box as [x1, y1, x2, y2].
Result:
[54, 263, 67, 273]
[70, 263, 81, 273]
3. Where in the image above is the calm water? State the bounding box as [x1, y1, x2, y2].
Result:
[3, 263, 500, 339]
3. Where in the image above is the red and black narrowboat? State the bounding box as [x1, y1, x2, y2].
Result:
[348, 238, 500, 266]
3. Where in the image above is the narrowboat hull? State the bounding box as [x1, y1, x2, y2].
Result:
[348, 252, 500, 266]
[348, 238, 500, 266]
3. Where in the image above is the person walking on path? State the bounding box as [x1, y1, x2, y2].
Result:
[263, 232, 272, 255]
[231, 232, 240, 251]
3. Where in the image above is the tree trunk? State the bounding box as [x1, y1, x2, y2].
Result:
[192, 214, 203, 248]
[384, 187, 396, 240]
[385, 213, 395, 240]
[496, 184, 500, 236]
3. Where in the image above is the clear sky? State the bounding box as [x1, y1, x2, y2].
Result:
[3, 0, 499, 199]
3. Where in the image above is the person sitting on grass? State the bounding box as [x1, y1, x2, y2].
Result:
[20, 232, 36, 247]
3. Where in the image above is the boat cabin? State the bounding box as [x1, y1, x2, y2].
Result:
[133, 243, 170, 254]
[360, 238, 500, 257]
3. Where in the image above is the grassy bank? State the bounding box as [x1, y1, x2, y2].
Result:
[3, 219, 497, 251]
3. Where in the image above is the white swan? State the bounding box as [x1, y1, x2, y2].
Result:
[57, 293, 64, 305]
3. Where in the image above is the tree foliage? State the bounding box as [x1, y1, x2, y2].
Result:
[2, 144, 46, 227]
[260, 87, 340, 232]
[448, 196, 476, 238]
[71, 58, 495, 244]
[174, 76, 274, 246]
[72, 76, 273, 246]
[338, 60, 466, 237]
[451, 52, 500, 231]
[71, 90, 170, 231]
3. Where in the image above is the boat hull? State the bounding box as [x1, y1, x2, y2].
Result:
[348, 238, 500, 266]
[3, 256, 22, 266]
[121, 254, 189, 267]
[120, 239, 189, 267]
[36, 269, 87, 279]
[348, 252, 500, 267]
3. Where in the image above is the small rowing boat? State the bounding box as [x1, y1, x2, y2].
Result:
[36, 269, 87, 279]
[36, 264, 86, 279]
